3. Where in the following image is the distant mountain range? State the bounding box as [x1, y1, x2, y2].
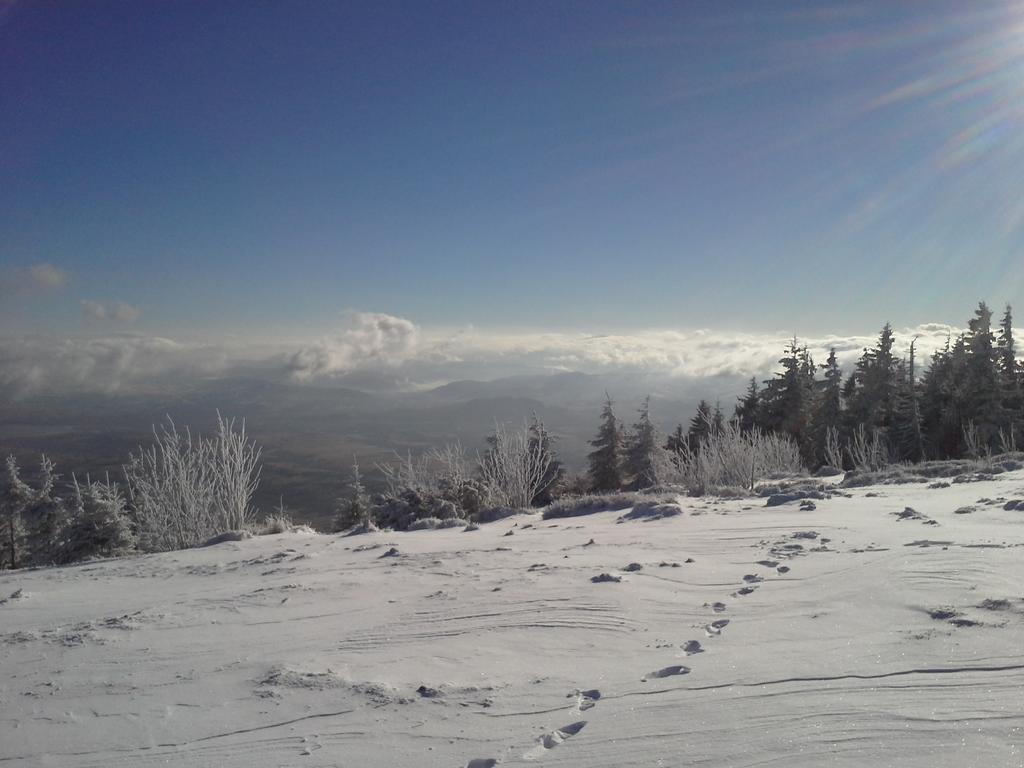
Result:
[0, 370, 746, 529]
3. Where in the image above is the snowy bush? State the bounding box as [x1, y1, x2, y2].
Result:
[478, 423, 554, 509]
[124, 414, 262, 552]
[63, 476, 136, 561]
[846, 425, 889, 472]
[841, 453, 1024, 487]
[379, 443, 472, 498]
[2, 454, 68, 567]
[371, 489, 464, 531]
[543, 492, 674, 519]
[668, 418, 804, 494]
[259, 512, 293, 536]
[374, 444, 493, 526]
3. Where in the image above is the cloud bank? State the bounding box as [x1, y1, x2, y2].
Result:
[287, 312, 419, 380]
[0, 311, 961, 398]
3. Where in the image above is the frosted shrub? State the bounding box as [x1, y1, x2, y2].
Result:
[846, 425, 889, 472]
[379, 443, 471, 498]
[125, 414, 262, 552]
[671, 418, 804, 494]
[64, 475, 136, 561]
[478, 423, 554, 509]
[375, 444, 487, 526]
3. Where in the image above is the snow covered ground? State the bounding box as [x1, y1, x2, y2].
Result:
[3, 472, 1024, 767]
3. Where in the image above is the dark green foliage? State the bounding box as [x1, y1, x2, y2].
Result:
[664, 423, 686, 455]
[625, 396, 659, 489]
[680, 301, 1024, 472]
[810, 348, 844, 464]
[687, 400, 714, 450]
[997, 304, 1021, 446]
[587, 394, 622, 492]
[760, 338, 817, 464]
[845, 324, 898, 433]
[734, 378, 761, 433]
[891, 343, 924, 463]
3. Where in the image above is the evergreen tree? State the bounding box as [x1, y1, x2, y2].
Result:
[687, 400, 714, 451]
[1, 456, 28, 570]
[762, 338, 817, 463]
[335, 457, 372, 531]
[625, 396, 659, 489]
[997, 304, 1021, 445]
[588, 394, 623, 492]
[891, 340, 925, 462]
[811, 347, 843, 464]
[734, 378, 761, 433]
[711, 401, 725, 435]
[64, 476, 136, 562]
[964, 302, 1002, 449]
[997, 304, 1017, 385]
[846, 324, 898, 434]
[22, 455, 67, 566]
[664, 423, 686, 454]
[920, 334, 970, 458]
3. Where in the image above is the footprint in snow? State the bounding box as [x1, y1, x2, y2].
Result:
[742, 574, 763, 583]
[681, 640, 704, 655]
[466, 760, 498, 768]
[568, 688, 601, 711]
[704, 619, 730, 636]
[523, 721, 587, 760]
[644, 665, 690, 681]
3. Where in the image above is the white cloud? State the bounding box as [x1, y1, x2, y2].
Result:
[0, 262, 69, 296]
[411, 323, 959, 381]
[81, 300, 142, 324]
[288, 311, 420, 379]
[0, 311, 963, 398]
[0, 335, 253, 397]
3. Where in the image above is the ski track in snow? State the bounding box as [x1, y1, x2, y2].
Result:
[3, 474, 1024, 766]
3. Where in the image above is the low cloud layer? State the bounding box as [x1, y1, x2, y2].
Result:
[0, 335, 257, 397]
[0, 262, 69, 296]
[0, 311, 961, 399]
[287, 312, 419, 380]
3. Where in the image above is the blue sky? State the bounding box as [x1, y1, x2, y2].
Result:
[2, 0, 1023, 339]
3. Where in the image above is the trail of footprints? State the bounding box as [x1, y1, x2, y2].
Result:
[465, 534, 804, 766]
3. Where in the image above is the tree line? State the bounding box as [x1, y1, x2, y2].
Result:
[585, 301, 1022, 493]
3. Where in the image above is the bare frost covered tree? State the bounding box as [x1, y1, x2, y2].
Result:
[846, 425, 889, 471]
[125, 414, 262, 551]
[478, 423, 554, 509]
[378, 443, 472, 498]
[668, 414, 803, 493]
